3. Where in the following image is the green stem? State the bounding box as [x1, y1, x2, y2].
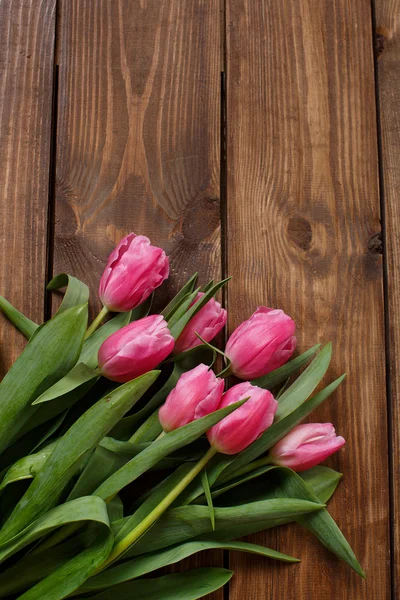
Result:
[96, 446, 218, 572]
[84, 306, 109, 339]
[155, 430, 166, 440]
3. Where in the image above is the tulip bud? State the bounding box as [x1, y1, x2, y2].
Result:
[207, 382, 278, 455]
[174, 293, 227, 354]
[99, 233, 169, 312]
[225, 307, 296, 380]
[98, 315, 174, 383]
[269, 423, 346, 472]
[158, 364, 224, 432]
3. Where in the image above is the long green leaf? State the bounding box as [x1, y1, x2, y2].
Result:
[0, 535, 82, 597]
[0, 442, 57, 491]
[81, 540, 298, 592]
[47, 273, 89, 315]
[32, 363, 99, 405]
[0, 371, 160, 543]
[0, 295, 38, 338]
[161, 273, 198, 320]
[123, 500, 324, 558]
[0, 304, 88, 455]
[0, 496, 109, 563]
[33, 312, 131, 406]
[251, 344, 321, 389]
[272, 467, 364, 577]
[219, 374, 345, 482]
[94, 398, 248, 501]
[275, 342, 332, 420]
[75, 568, 234, 600]
[18, 524, 113, 600]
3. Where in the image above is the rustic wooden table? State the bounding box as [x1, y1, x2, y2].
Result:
[0, 1, 398, 598]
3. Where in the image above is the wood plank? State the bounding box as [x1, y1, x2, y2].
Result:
[0, 0, 56, 376]
[375, 0, 400, 595]
[55, 0, 221, 313]
[55, 1, 222, 597]
[225, 1, 390, 598]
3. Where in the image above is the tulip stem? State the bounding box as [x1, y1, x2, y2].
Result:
[95, 446, 218, 573]
[84, 306, 109, 339]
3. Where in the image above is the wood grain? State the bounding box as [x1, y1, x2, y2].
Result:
[55, 0, 221, 313]
[225, 1, 390, 598]
[55, 1, 222, 597]
[0, 0, 56, 376]
[375, 0, 400, 595]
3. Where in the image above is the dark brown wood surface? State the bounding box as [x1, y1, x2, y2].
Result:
[225, 1, 390, 598]
[375, 0, 400, 594]
[0, 0, 397, 597]
[0, 0, 56, 375]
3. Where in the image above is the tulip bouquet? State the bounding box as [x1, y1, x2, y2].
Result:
[0, 232, 363, 600]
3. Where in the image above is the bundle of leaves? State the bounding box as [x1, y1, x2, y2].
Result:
[0, 272, 363, 600]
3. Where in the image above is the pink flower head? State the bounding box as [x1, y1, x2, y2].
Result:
[207, 382, 278, 455]
[269, 423, 346, 472]
[99, 233, 169, 312]
[174, 292, 227, 354]
[98, 315, 174, 383]
[225, 307, 296, 380]
[159, 364, 225, 432]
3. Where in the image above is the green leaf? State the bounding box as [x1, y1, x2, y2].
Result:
[167, 289, 200, 330]
[14, 378, 97, 442]
[33, 363, 100, 405]
[251, 344, 321, 389]
[276, 343, 332, 420]
[201, 469, 215, 530]
[0, 535, 81, 597]
[33, 312, 131, 405]
[67, 440, 145, 501]
[0, 496, 109, 563]
[300, 466, 342, 504]
[0, 303, 88, 455]
[1, 497, 114, 600]
[203, 465, 342, 508]
[0, 441, 57, 491]
[169, 278, 230, 340]
[219, 374, 345, 482]
[18, 525, 113, 600]
[47, 273, 89, 315]
[0, 371, 160, 544]
[271, 467, 364, 577]
[161, 273, 198, 320]
[75, 568, 233, 600]
[0, 295, 38, 338]
[125, 498, 324, 557]
[80, 540, 298, 592]
[94, 398, 248, 501]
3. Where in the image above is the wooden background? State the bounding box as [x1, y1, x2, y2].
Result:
[0, 0, 398, 597]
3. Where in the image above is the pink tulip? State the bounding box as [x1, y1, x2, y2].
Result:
[174, 293, 227, 354]
[159, 364, 225, 432]
[269, 423, 346, 472]
[225, 307, 296, 380]
[207, 382, 278, 455]
[98, 315, 174, 383]
[99, 233, 169, 312]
